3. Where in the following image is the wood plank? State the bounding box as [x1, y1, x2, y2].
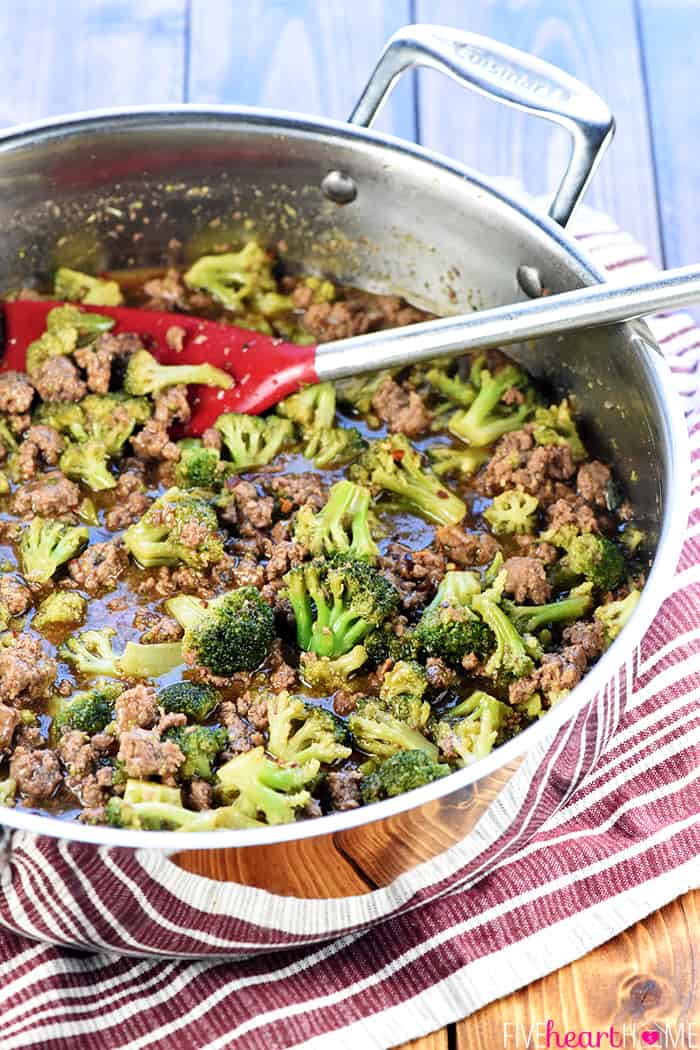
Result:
[0, 0, 186, 127]
[401, 1030, 451, 1050]
[637, 0, 700, 267]
[452, 888, 700, 1048]
[188, 0, 415, 139]
[413, 0, 663, 261]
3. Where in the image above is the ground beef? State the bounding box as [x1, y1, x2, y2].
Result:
[74, 331, 140, 394]
[131, 420, 180, 461]
[301, 293, 425, 342]
[143, 268, 187, 311]
[425, 657, 457, 690]
[562, 619, 605, 662]
[434, 525, 501, 568]
[11, 471, 81, 520]
[236, 691, 269, 732]
[154, 385, 191, 425]
[479, 431, 577, 503]
[16, 425, 65, 480]
[0, 635, 56, 704]
[264, 472, 328, 513]
[222, 479, 274, 534]
[508, 650, 586, 707]
[33, 356, 87, 402]
[326, 769, 363, 811]
[118, 728, 185, 780]
[379, 544, 446, 611]
[0, 576, 32, 616]
[165, 325, 187, 352]
[267, 641, 298, 692]
[10, 746, 62, 801]
[502, 557, 552, 605]
[370, 377, 432, 436]
[115, 685, 158, 733]
[576, 461, 611, 507]
[136, 613, 183, 644]
[546, 496, 599, 534]
[512, 536, 559, 565]
[202, 427, 222, 452]
[67, 540, 128, 594]
[104, 471, 151, 531]
[187, 780, 214, 810]
[332, 690, 358, 716]
[220, 702, 257, 753]
[0, 703, 19, 750]
[58, 730, 94, 777]
[0, 371, 34, 414]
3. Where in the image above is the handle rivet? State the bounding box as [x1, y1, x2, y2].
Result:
[517, 265, 544, 298]
[321, 171, 358, 205]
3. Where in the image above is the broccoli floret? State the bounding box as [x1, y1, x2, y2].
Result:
[335, 369, 397, 415]
[267, 691, 352, 765]
[215, 412, 294, 471]
[277, 381, 336, 431]
[561, 533, 626, 591]
[360, 749, 449, 804]
[175, 443, 224, 490]
[157, 681, 221, 723]
[124, 349, 233, 397]
[164, 724, 228, 782]
[183, 242, 281, 313]
[414, 571, 493, 666]
[594, 589, 641, 646]
[0, 778, 16, 806]
[59, 627, 121, 677]
[349, 698, 439, 760]
[427, 445, 489, 478]
[118, 640, 184, 678]
[471, 574, 534, 685]
[351, 434, 466, 526]
[425, 366, 476, 407]
[59, 628, 183, 679]
[80, 393, 152, 454]
[19, 517, 89, 584]
[305, 425, 366, 469]
[531, 400, 587, 461]
[166, 586, 275, 675]
[380, 660, 428, 703]
[59, 440, 116, 491]
[432, 690, 509, 767]
[299, 646, 368, 691]
[293, 480, 379, 561]
[449, 363, 534, 446]
[620, 525, 644, 553]
[33, 591, 86, 631]
[284, 556, 399, 658]
[26, 305, 115, 376]
[364, 624, 419, 666]
[33, 401, 87, 440]
[105, 780, 221, 831]
[54, 267, 124, 306]
[216, 746, 319, 826]
[53, 681, 124, 736]
[484, 489, 539, 536]
[505, 584, 593, 634]
[124, 487, 224, 569]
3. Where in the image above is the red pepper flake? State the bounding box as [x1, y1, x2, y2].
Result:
[391, 449, 405, 462]
[437, 490, 449, 499]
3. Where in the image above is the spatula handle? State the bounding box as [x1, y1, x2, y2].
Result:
[313, 265, 700, 381]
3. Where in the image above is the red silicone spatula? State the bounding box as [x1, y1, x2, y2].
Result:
[4, 266, 700, 435]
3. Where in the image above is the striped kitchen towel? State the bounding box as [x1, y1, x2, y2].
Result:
[0, 211, 698, 1050]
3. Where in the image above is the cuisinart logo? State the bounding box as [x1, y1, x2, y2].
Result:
[453, 42, 571, 103]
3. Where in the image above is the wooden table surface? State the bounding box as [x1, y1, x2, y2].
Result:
[2, 2, 698, 1046]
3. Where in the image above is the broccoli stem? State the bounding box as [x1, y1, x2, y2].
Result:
[506, 591, 593, 634]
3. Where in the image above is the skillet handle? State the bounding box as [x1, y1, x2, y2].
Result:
[348, 24, 614, 227]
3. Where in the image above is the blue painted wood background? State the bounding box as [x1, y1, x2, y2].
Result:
[0, 0, 694, 270]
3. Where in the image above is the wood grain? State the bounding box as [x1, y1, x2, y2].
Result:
[637, 0, 700, 268]
[188, 0, 416, 139]
[413, 0, 663, 262]
[0, 0, 186, 127]
[400, 888, 699, 1050]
